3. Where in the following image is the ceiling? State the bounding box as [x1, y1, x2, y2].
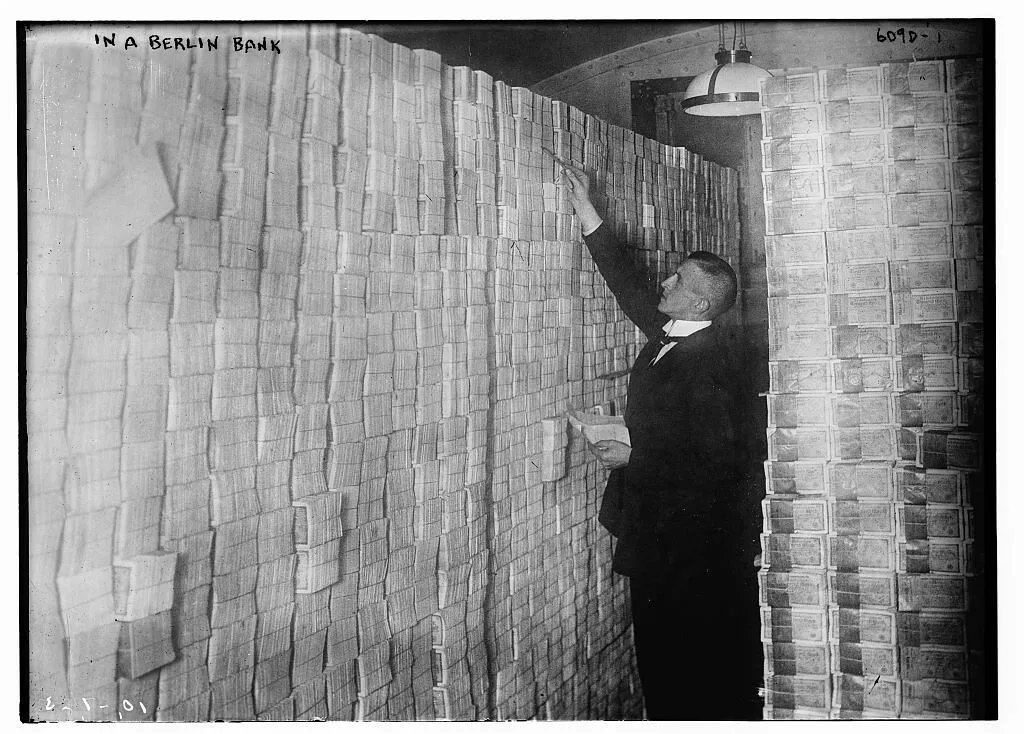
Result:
[344, 21, 708, 88]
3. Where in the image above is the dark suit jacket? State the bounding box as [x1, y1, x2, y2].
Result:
[584, 223, 747, 585]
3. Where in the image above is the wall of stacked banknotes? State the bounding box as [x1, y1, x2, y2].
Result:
[759, 59, 986, 719]
[25, 24, 741, 721]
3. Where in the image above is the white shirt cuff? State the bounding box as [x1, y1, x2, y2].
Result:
[582, 219, 604, 237]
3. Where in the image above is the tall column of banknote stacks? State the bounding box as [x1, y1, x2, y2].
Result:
[288, 28, 341, 722]
[205, 32, 273, 720]
[939, 56, 985, 717]
[332, 34, 396, 722]
[249, 27, 307, 723]
[540, 96, 579, 720]
[814, 66, 900, 721]
[340, 33, 397, 722]
[568, 125, 647, 717]
[466, 81, 501, 704]
[121, 35, 194, 716]
[509, 96, 549, 719]
[432, 63, 492, 720]
[489, 79, 522, 718]
[761, 67, 874, 719]
[561, 109, 647, 716]
[406, 122, 450, 723]
[407, 64, 446, 715]
[882, 57, 984, 719]
[112, 38, 187, 720]
[98, 41, 170, 717]
[558, 109, 603, 719]
[66, 40, 125, 718]
[503, 88, 548, 721]
[23, 34, 82, 716]
[758, 59, 985, 720]
[314, 27, 370, 723]
[156, 30, 231, 722]
[374, 41, 425, 721]
[523, 252, 564, 721]
[488, 84, 531, 720]
[485, 87, 545, 719]
[35, 40, 116, 721]
[568, 122, 639, 721]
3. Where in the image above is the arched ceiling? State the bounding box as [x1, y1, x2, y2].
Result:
[344, 21, 712, 88]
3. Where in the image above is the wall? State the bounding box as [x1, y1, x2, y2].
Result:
[758, 59, 986, 718]
[533, 21, 987, 130]
[25, 23, 740, 721]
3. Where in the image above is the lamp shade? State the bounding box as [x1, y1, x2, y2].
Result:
[682, 49, 772, 116]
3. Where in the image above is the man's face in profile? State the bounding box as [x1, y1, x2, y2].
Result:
[658, 260, 708, 320]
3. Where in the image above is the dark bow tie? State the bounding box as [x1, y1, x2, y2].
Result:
[648, 333, 683, 366]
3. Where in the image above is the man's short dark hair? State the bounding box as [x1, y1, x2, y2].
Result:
[686, 251, 738, 318]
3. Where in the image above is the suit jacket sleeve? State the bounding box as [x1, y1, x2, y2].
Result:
[582, 222, 667, 339]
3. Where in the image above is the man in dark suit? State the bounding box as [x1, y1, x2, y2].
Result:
[560, 163, 761, 721]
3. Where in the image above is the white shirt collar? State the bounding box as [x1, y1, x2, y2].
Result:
[663, 319, 712, 338]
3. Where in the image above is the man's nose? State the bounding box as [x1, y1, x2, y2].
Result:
[660, 274, 677, 290]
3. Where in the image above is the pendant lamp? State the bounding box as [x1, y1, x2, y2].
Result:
[682, 22, 772, 116]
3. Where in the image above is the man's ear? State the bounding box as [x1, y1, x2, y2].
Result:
[695, 298, 711, 315]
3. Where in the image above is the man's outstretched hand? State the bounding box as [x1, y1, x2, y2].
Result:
[556, 158, 603, 234]
[589, 439, 631, 469]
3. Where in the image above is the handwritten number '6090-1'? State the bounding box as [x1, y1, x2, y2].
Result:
[876, 27, 926, 43]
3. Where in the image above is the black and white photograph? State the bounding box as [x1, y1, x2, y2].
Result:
[18, 12, 999, 724]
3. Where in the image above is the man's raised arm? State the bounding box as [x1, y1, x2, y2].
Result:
[559, 162, 665, 338]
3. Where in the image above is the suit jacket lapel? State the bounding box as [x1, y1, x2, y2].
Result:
[649, 324, 714, 373]
[635, 337, 665, 375]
